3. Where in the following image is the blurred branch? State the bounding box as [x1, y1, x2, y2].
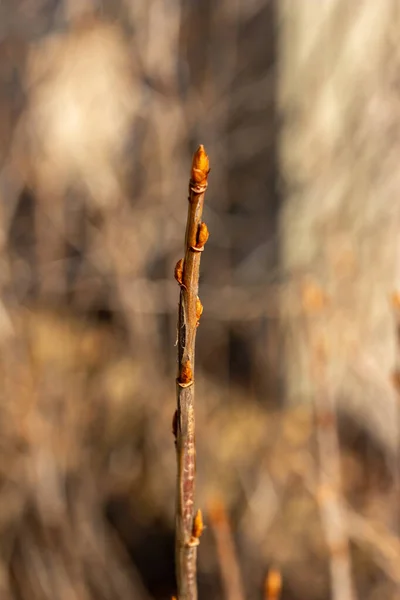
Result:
[305, 283, 355, 600]
[300, 461, 400, 588]
[208, 497, 245, 600]
[346, 507, 400, 585]
[264, 568, 282, 600]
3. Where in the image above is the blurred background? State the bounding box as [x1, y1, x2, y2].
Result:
[0, 0, 400, 598]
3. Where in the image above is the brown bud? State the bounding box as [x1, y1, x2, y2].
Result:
[197, 222, 209, 248]
[196, 296, 203, 326]
[174, 258, 185, 287]
[192, 509, 204, 539]
[191, 145, 210, 185]
[179, 359, 193, 385]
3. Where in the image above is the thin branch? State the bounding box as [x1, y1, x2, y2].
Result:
[174, 145, 210, 600]
[313, 346, 355, 600]
[208, 497, 246, 600]
[264, 568, 282, 600]
[303, 281, 355, 600]
[299, 462, 400, 588]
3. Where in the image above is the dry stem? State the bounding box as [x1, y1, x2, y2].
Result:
[264, 568, 282, 600]
[208, 497, 246, 600]
[310, 335, 355, 600]
[174, 145, 210, 600]
[301, 281, 354, 600]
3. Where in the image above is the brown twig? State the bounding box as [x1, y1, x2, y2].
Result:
[208, 497, 246, 600]
[299, 462, 400, 588]
[174, 145, 210, 600]
[303, 281, 355, 600]
[264, 568, 282, 600]
[390, 291, 400, 539]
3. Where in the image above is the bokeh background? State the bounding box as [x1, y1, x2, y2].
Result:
[0, 1, 400, 598]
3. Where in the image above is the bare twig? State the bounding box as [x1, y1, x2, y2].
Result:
[208, 497, 246, 600]
[174, 145, 210, 600]
[304, 282, 355, 600]
[264, 568, 282, 600]
[299, 463, 400, 588]
[313, 349, 355, 600]
[390, 291, 400, 538]
[346, 506, 400, 585]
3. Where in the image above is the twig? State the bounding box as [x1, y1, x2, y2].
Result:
[304, 280, 355, 600]
[264, 568, 282, 600]
[174, 145, 210, 600]
[208, 497, 246, 600]
[390, 291, 400, 538]
[299, 462, 400, 587]
[346, 506, 400, 585]
[313, 345, 355, 600]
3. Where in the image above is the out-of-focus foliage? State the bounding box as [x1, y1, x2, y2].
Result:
[0, 1, 399, 599]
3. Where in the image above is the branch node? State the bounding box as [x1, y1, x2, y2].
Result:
[187, 537, 200, 548]
[176, 379, 194, 389]
[189, 181, 208, 194]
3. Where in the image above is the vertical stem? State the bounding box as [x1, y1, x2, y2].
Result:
[301, 280, 355, 600]
[208, 498, 246, 600]
[311, 334, 355, 600]
[174, 146, 210, 600]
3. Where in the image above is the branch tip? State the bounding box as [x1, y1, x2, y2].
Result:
[191, 145, 210, 185]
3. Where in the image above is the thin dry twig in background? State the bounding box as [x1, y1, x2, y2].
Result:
[264, 568, 282, 600]
[305, 282, 355, 600]
[173, 145, 210, 600]
[299, 462, 400, 588]
[390, 291, 400, 538]
[313, 343, 355, 600]
[208, 497, 246, 600]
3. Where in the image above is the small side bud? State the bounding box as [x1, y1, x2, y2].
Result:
[196, 296, 203, 326]
[174, 258, 186, 288]
[197, 222, 209, 247]
[192, 509, 205, 539]
[178, 359, 193, 387]
[191, 222, 209, 252]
